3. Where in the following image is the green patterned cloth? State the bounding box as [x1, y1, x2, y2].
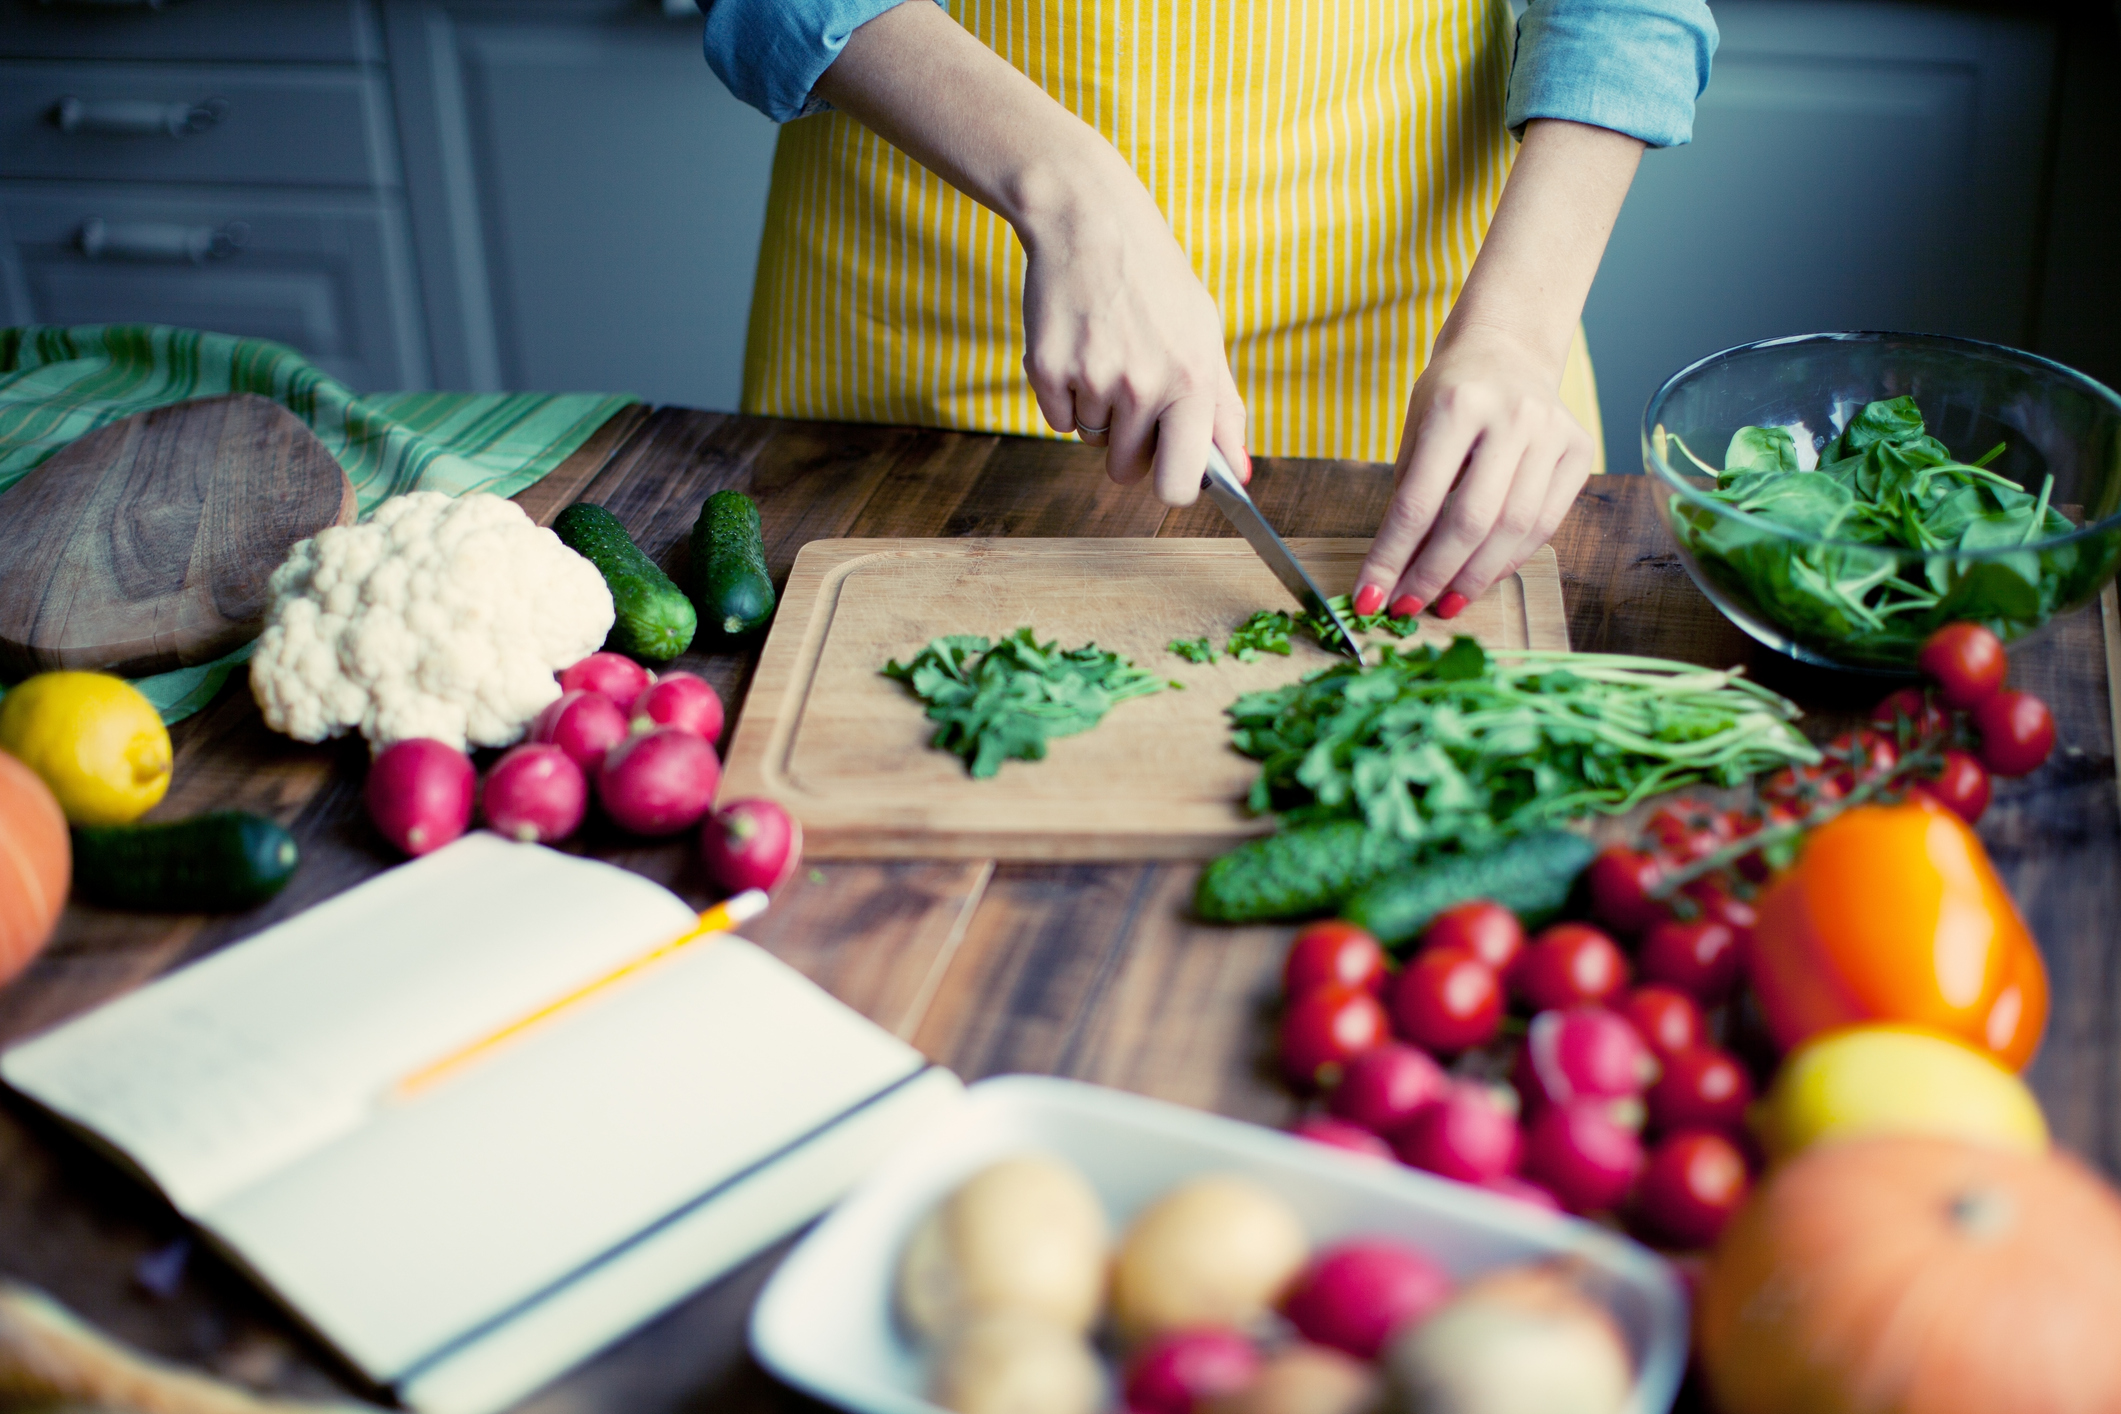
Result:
[0, 324, 637, 723]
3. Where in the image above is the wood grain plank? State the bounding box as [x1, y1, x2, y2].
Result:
[508, 402, 651, 528]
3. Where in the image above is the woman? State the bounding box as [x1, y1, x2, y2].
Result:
[704, 0, 1714, 618]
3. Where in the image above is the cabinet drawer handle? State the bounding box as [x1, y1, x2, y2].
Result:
[77, 218, 248, 263]
[53, 96, 229, 138]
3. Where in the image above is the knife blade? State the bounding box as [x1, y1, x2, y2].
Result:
[1200, 447, 1364, 661]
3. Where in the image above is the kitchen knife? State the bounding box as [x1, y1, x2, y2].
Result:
[1200, 446, 1365, 661]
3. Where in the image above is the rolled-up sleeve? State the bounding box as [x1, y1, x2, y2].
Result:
[703, 0, 934, 123]
[1505, 0, 1718, 149]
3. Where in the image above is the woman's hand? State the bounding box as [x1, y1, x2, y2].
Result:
[816, 0, 1248, 506]
[1354, 119, 1645, 619]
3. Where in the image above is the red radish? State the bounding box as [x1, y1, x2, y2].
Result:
[1393, 1082, 1521, 1184]
[559, 651, 653, 711]
[367, 738, 475, 857]
[1418, 899, 1525, 972]
[1290, 1115, 1395, 1161]
[1618, 987, 1706, 1061]
[701, 798, 803, 893]
[1516, 1006, 1657, 1111]
[1511, 923, 1630, 1010]
[1328, 1043, 1448, 1136]
[1282, 1240, 1454, 1360]
[1480, 1174, 1564, 1212]
[1389, 945, 1503, 1054]
[1585, 846, 1668, 935]
[1638, 916, 1741, 1003]
[1124, 1328, 1261, 1414]
[1283, 921, 1389, 998]
[1635, 1129, 1750, 1248]
[1521, 1098, 1644, 1214]
[597, 727, 720, 836]
[531, 690, 631, 775]
[1647, 1046, 1753, 1136]
[1281, 985, 1390, 1089]
[632, 671, 725, 742]
[480, 743, 586, 844]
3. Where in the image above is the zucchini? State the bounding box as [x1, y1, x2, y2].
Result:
[553, 502, 697, 662]
[689, 489, 776, 637]
[1194, 819, 1429, 923]
[72, 812, 299, 912]
[1340, 829, 1597, 946]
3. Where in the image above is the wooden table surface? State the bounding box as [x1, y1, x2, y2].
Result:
[3, 407, 2117, 1413]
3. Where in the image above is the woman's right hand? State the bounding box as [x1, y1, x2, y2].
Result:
[1016, 177, 1251, 504]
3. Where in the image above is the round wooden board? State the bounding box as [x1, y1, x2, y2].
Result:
[0, 393, 355, 679]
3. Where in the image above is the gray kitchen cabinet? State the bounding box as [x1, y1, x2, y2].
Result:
[1582, 2, 2058, 474]
[383, 0, 778, 407]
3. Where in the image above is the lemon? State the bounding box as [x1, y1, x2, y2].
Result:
[1755, 1023, 2048, 1162]
[0, 672, 171, 825]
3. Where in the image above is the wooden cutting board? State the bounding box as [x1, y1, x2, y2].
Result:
[0, 393, 355, 679]
[718, 538, 1571, 859]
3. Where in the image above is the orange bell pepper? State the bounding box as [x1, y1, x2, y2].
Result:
[1749, 797, 2047, 1069]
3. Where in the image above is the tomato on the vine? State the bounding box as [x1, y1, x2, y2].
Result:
[1868, 686, 1950, 747]
[1643, 800, 1732, 864]
[1972, 689, 2055, 778]
[1759, 762, 1846, 815]
[1284, 921, 1389, 998]
[1419, 899, 1525, 973]
[1912, 747, 1991, 823]
[1680, 877, 1758, 936]
[1828, 728, 1898, 796]
[1917, 622, 2008, 709]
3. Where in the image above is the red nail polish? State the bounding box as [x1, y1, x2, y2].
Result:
[1353, 584, 1386, 616]
[1435, 591, 1469, 619]
[1389, 595, 1424, 618]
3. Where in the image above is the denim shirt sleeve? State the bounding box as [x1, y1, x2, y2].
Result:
[703, 0, 938, 123]
[1505, 0, 1718, 148]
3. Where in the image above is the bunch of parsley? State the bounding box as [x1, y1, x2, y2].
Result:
[1227, 638, 1816, 848]
[884, 628, 1170, 778]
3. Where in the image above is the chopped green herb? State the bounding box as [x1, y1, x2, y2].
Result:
[884, 628, 1168, 778]
[1226, 637, 1818, 849]
[1168, 636, 1217, 664]
[1303, 593, 1418, 643]
[1226, 610, 1296, 661]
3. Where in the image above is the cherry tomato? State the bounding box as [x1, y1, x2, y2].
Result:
[1918, 622, 2008, 709]
[1643, 799, 1732, 863]
[1390, 945, 1504, 1055]
[1420, 899, 1526, 972]
[1618, 986, 1706, 1060]
[1972, 689, 2055, 778]
[1638, 917, 1741, 1004]
[1284, 921, 1389, 998]
[1828, 727, 1898, 796]
[1635, 1129, 1751, 1248]
[1647, 1046, 1754, 1135]
[1912, 747, 1991, 823]
[1512, 924, 1631, 1011]
[1680, 877, 1758, 936]
[1759, 762, 1846, 816]
[1281, 985, 1390, 1089]
[1586, 846, 1668, 935]
[1869, 686, 1950, 747]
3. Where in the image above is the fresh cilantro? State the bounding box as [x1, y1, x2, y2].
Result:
[1226, 638, 1817, 848]
[1303, 593, 1417, 643]
[1226, 610, 1295, 661]
[884, 628, 1168, 778]
[1168, 637, 1217, 664]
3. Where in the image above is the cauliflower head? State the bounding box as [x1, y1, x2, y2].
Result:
[249, 491, 615, 751]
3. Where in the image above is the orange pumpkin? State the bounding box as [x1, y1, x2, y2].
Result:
[1699, 1135, 2121, 1414]
[0, 747, 68, 987]
[1749, 798, 2047, 1068]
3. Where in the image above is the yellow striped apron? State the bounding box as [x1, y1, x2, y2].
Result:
[742, 0, 1603, 468]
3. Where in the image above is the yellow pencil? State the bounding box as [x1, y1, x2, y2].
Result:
[393, 888, 772, 1100]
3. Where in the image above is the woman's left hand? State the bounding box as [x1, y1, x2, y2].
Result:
[1354, 325, 1595, 619]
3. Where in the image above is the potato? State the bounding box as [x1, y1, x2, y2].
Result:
[1109, 1174, 1309, 1342]
[930, 1310, 1106, 1414]
[1207, 1344, 1380, 1414]
[1380, 1263, 1632, 1414]
[898, 1155, 1110, 1338]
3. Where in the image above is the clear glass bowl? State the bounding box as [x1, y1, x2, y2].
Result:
[1643, 331, 2121, 672]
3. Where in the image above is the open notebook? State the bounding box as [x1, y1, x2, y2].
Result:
[1, 834, 964, 1414]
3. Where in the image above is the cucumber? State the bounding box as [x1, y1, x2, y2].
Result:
[1195, 819, 1430, 923]
[689, 489, 776, 637]
[553, 502, 697, 662]
[1340, 829, 1597, 946]
[72, 812, 299, 912]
